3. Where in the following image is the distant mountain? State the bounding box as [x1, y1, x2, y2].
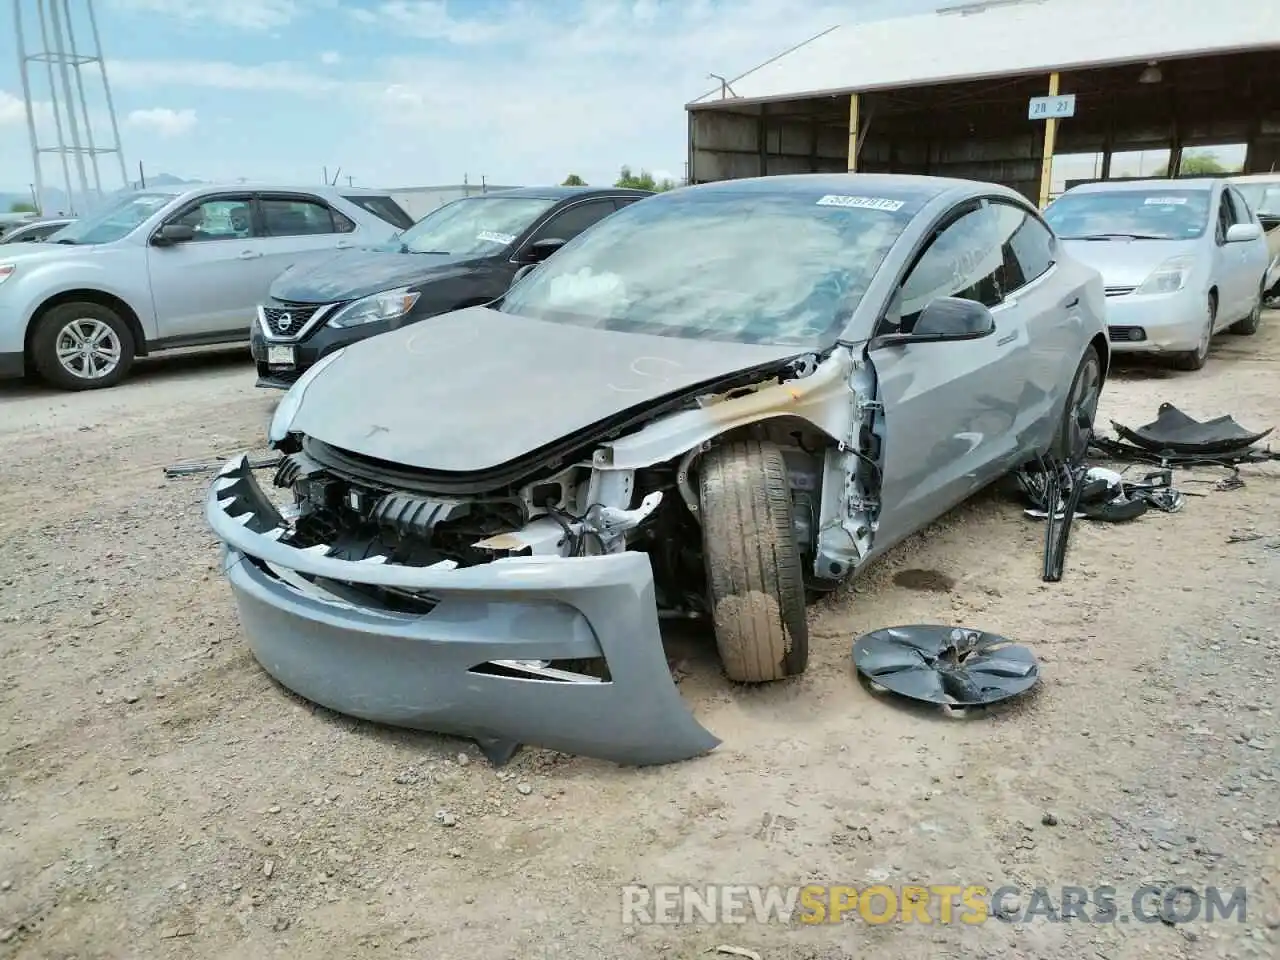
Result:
[0, 173, 203, 217]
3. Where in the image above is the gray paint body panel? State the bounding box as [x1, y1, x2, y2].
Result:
[288, 304, 803, 472]
[208, 457, 720, 766]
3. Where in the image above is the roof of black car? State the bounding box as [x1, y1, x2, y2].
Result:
[483, 185, 654, 200]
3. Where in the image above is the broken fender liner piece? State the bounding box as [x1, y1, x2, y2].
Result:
[1113, 403, 1273, 456]
[852, 626, 1039, 707]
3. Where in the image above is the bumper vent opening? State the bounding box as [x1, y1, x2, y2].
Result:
[1108, 325, 1147, 343]
[470, 659, 611, 684]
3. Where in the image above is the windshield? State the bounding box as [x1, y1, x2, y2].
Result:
[498, 190, 915, 346]
[382, 196, 556, 256]
[1044, 188, 1211, 240]
[1234, 183, 1280, 218]
[46, 192, 174, 245]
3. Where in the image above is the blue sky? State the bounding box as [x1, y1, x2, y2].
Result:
[0, 0, 940, 195]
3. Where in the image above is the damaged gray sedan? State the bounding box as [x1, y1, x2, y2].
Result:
[207, 174, 1109, 765]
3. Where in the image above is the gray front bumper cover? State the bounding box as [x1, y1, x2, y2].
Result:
[205, 455, 720, 765]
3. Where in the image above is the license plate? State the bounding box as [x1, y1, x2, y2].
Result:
[267, 345, 295, 367]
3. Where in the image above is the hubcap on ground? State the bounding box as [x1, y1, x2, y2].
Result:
[55, 318, 121, 380]
[1067, 356, 1101, 462]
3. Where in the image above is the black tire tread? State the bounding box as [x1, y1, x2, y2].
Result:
[31, 302, 135, 391]
[699, 440, 809, 683]
[1049, 345, 1102, 461]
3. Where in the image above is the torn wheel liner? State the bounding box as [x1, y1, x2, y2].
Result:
[852, 625, 1039, 706]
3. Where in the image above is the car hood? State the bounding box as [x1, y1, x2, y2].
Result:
[0, 241, 93, 263]
[288, 305, 805, 474]
[269, 248, 482, 304]
[1059, 237, 1201, 288]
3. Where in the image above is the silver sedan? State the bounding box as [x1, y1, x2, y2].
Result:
[1045, 178, 1271, 370]
[208, 173, 1109, 766]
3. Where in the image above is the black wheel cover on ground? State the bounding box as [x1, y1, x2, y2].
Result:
[852, 625, 1039, 706]
[1112, 402, 1272, 456]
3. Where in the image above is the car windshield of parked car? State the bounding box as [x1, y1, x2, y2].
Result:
[1044, 188, 1211, 240]
[381, 196, 557, 257]
[498, 191, 915, 347]
[1234, 183, 1280, 218]
[46, 192, 174, 245]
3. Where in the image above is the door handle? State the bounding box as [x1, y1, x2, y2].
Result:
[238, 250, 263, 260]
[1064, 295, 1080, 309]
[336, 240, 355, 249]
[997, 332, 1017, 346]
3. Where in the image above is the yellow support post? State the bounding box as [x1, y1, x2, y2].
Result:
[847, 93, 860, 172]
[1037, 72, 1061, 209]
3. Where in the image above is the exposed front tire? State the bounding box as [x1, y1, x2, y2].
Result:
[1173, 293, 1216, 371]
[698, 440, 809, 683]
[1050, 344, 1103, 462]
[31, 302, 136, 390]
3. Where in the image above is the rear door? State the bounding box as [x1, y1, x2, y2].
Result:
[254, 192, 363, 291]
[146, 191, 271, 339]
[869, 200, 1033, 551]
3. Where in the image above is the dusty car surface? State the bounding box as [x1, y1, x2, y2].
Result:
[1044, 178, 1270, 370]
[207, 173, 1109, 765]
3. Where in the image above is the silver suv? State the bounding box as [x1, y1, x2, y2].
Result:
[0, 184, 413, 390]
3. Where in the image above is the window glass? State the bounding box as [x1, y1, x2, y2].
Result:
[532, 200, 620, 244]
[1006, 206, 1056, 285]
[499, 189, 918, 347]
[261, 198, 341, 237]
[898, 204, 1020, 326]
[1044, 188, 1212, 240]
[333, 209, 356, 233]
[342, 194, 415, 230]
[1234, 183, 1280, 217]
[383, 196, 556, 257]
[43, 191, 171, 245]
[174, 197, 255, 242]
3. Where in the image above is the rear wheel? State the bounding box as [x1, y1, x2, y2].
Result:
[698, 440, 809, 683]
[31, 302, 135, 390]
[1173, 293, 1215, 371]
[1050, 345, 1103, 462]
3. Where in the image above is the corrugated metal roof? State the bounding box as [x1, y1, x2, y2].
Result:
[688, 0, 1279, 107]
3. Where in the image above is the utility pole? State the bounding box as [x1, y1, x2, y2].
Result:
[346, 175, 353, 187]
[137, 159, 145, 188]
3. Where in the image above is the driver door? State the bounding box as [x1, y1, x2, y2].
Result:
[869, 200, 1033, 553]
[146, 192, 273, 340]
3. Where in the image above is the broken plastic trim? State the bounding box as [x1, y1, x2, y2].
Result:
[1113, 403, 1273, 456]
[852, 625, 1039, 707]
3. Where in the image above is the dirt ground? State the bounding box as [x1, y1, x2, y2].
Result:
[1, 320, 1277, 960]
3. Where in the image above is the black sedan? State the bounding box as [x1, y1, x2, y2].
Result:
[250, 185, 652, 387]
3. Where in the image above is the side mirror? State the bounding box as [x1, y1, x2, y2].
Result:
[523, 237, 565, 263]
[152, 223, 195, 246]
[872, 297, 995, 349]
[510, 263, 538, 289]
[1225, 222, 1264, 243]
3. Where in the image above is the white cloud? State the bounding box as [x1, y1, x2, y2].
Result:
[0, 90, 27, 126]
[127, 107, 198, 137]
[87, 0, 939, 187]
[107, 0, 303, 31]
[319, 51, 343, 65]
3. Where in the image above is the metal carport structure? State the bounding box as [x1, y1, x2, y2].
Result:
[685, 0, 1280, 207]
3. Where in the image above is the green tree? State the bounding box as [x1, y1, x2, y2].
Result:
[1148, 150, 1227, 178]
[9, 201, 36, 214]
[561, 173, 587, 186]
[615, 166, 677, 191]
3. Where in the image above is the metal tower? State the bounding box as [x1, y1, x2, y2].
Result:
[13, 0, 128, 214]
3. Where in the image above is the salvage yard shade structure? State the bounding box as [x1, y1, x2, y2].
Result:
[685, 0, 1280, 207]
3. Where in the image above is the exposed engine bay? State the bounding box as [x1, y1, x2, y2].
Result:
[270, 347, 884, 616]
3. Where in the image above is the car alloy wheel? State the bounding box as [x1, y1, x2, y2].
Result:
[55, 317, 123, 381]
[1065, 351, 1102, 462]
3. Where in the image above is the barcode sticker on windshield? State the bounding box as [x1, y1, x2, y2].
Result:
[477, 231, 516, 244]
[1144, 197, 1188, 205]
[816, 195, 905, 211]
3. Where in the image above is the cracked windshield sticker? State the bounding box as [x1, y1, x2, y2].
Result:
[477, 230, 516, 244]
[816, 195, 905, 212]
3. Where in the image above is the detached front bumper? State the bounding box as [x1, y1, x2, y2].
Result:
[1104, 289, 1207, 354]
[205, 455, 720, 765]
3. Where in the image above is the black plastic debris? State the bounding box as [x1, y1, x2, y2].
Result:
[1114, 403, 1272, 455]
[852, 625, 1039, 707]
[165, 455, 281, 478]
[1095, 404, 1279, 468]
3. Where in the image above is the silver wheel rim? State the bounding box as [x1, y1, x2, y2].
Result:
[55, 318, 122, 380]
[1066, 356, 1101, 461]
